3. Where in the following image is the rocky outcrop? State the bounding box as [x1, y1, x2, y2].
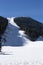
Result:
[14, 17, 43, 41]
[0, 16, 8, 35]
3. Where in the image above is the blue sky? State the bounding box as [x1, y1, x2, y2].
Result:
[0, 0, 43, 23]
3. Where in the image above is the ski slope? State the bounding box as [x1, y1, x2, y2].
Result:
[0, 17, 43, 65]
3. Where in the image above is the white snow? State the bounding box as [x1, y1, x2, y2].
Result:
[0, 17, 43, 65]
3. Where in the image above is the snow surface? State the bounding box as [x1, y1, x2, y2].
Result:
[0, 17, 43, 65]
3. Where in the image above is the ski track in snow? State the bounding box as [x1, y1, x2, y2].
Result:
[0, 17, 43, 65]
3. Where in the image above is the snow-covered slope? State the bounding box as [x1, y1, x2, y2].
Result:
[0, 17, 43, 65]
[2, 17, 43, 46]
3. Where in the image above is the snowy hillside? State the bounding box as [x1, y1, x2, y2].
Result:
[0, 17, 43, 65]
